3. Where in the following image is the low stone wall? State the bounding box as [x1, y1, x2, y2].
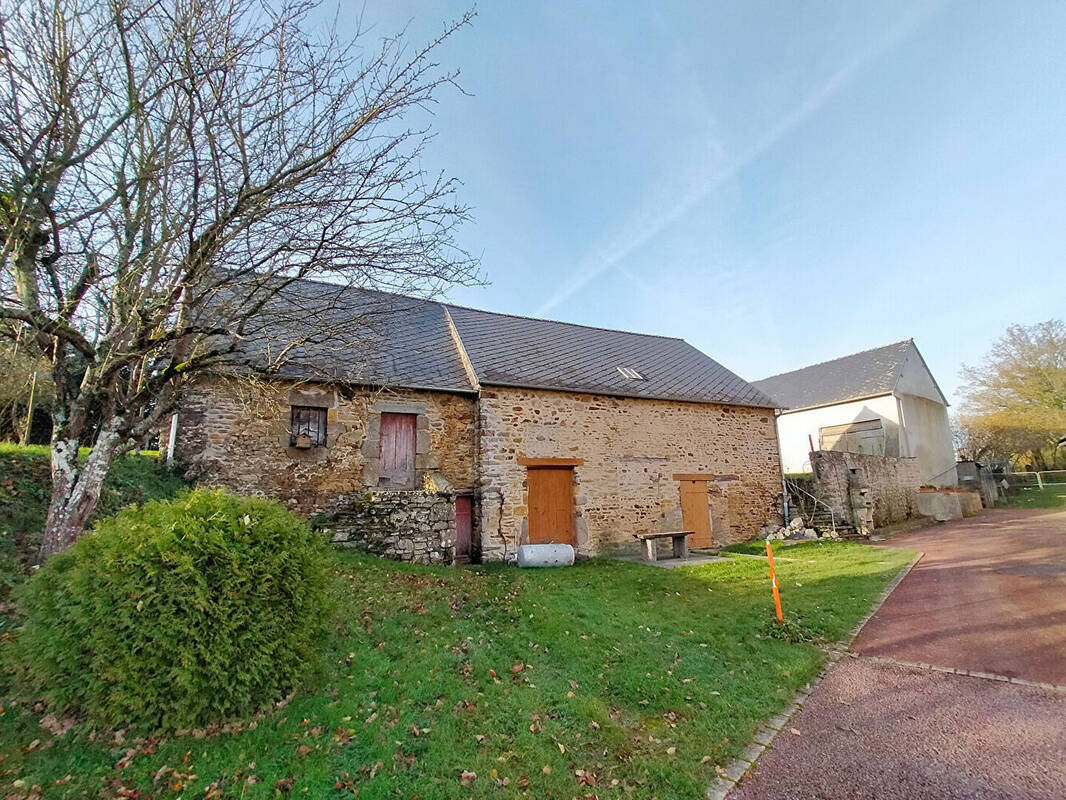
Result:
[811, 450, 922, 529]
[320, 490, 456, 565]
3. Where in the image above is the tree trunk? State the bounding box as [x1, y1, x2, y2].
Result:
[36, 425, 123, 563]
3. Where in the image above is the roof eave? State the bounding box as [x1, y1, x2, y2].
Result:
[477, 379, 777, 409]
[775, 391, 895, 414]
[266, 371, 480, 396]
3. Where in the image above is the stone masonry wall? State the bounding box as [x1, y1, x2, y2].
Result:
[164, 377, 476, 516]
[477, 387, 782, 560]
[322, 490, 457, 565]
[811, 450, 922, 528]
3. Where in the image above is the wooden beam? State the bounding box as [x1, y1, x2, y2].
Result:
[518, 456, 585, 467]
[672, 473, 740, 482]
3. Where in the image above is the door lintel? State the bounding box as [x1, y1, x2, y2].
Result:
[519, 457, 584, 468]
[673, 473, 715, 482]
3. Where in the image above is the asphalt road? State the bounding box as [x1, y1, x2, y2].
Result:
[856, 508, 1066, 685]
[730, 508, 1066, 800]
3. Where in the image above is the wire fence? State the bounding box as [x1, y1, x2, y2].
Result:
[998, 471, 1066, 491]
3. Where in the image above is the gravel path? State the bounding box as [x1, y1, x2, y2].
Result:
[730, 508, 1066, 800]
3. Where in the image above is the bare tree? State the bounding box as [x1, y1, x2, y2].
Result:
[0, 0, 478, 561]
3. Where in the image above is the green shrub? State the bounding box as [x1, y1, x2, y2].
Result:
[14, 489, 333, 731]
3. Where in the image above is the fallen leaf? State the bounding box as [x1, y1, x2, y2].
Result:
[39, 715, 74, 737]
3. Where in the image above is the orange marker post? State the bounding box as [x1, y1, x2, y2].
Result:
[766, 540, 784, 624]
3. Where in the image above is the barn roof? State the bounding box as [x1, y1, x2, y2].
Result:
[445, 304, 776, 407]
[752, 340, 923, 410]
[241, 279, 775, 408]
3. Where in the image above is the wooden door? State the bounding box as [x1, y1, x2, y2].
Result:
[679, 480, 713, 548]
[527, 468, 574, 545]
[379, 412, 417, 487]
[454, 496, 472, 561]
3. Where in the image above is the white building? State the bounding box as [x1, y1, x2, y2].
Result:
[753, 340, 957, 486]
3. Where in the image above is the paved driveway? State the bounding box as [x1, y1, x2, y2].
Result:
[731, 509, 1066, 800]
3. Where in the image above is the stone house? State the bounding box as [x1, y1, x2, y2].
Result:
[753, 339, 957, 486]
[165, 281, 782, 563]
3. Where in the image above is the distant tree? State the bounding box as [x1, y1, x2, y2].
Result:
[0, 0, 477, 561]
[957, 320, 1066, 470]
[0, 335, 53, 443]
[951, 414, 995, 462]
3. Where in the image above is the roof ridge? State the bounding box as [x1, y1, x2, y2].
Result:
[754, 339, 913, 384]
[281, 274, 687, 344]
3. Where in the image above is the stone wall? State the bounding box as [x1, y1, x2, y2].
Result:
[163, 377, 476, 515]
[811, 450, 922, 528]
[477, 387, 782, 560]
[321, 490, 457, 565]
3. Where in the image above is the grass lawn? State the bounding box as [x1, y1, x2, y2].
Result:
[0, 541, 913, 799]
[1005, 484, 1066, 509]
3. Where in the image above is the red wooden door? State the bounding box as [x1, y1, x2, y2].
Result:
[455, 496, 472, 560]
[379, 413, 417, 487]
[527, 468, 574, 545]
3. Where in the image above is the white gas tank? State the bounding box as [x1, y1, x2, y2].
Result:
[516, 543, 575, 567]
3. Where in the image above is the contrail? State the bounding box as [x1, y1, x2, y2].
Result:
[535, 3, 943, 317]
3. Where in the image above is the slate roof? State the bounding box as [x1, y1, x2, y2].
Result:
[239, 281, 474, 392]
[446, 305, 776, 407]
[239, 279, 775, 408]
[751, 340, 916, 410]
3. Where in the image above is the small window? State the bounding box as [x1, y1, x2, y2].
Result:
[290, 406, 327, 448]
[819, 419, 884, 456]
[617, 366, 645, 380]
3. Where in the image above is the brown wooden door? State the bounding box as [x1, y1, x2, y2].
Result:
[455, 496, 472, 560]
[379, 412, 417, 487]
[679, 480, 713, 548]
[527, 468, 574, 545]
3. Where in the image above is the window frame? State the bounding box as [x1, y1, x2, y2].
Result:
[289, 405, 328, 448]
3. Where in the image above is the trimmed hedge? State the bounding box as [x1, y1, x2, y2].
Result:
[15, 490, 333, 731]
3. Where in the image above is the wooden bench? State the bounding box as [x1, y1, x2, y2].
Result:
[633, 530, 694, 562]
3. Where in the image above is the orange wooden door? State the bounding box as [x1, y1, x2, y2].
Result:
[527, 468, 574, 545]
[679, 480, 713, 548]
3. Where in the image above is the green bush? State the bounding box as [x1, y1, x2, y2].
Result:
[14, 489, 333, 731]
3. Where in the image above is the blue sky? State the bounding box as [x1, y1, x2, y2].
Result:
[352, 1, 1065, 404]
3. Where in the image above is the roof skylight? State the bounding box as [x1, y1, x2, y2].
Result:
[617, 366, 645, 380]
